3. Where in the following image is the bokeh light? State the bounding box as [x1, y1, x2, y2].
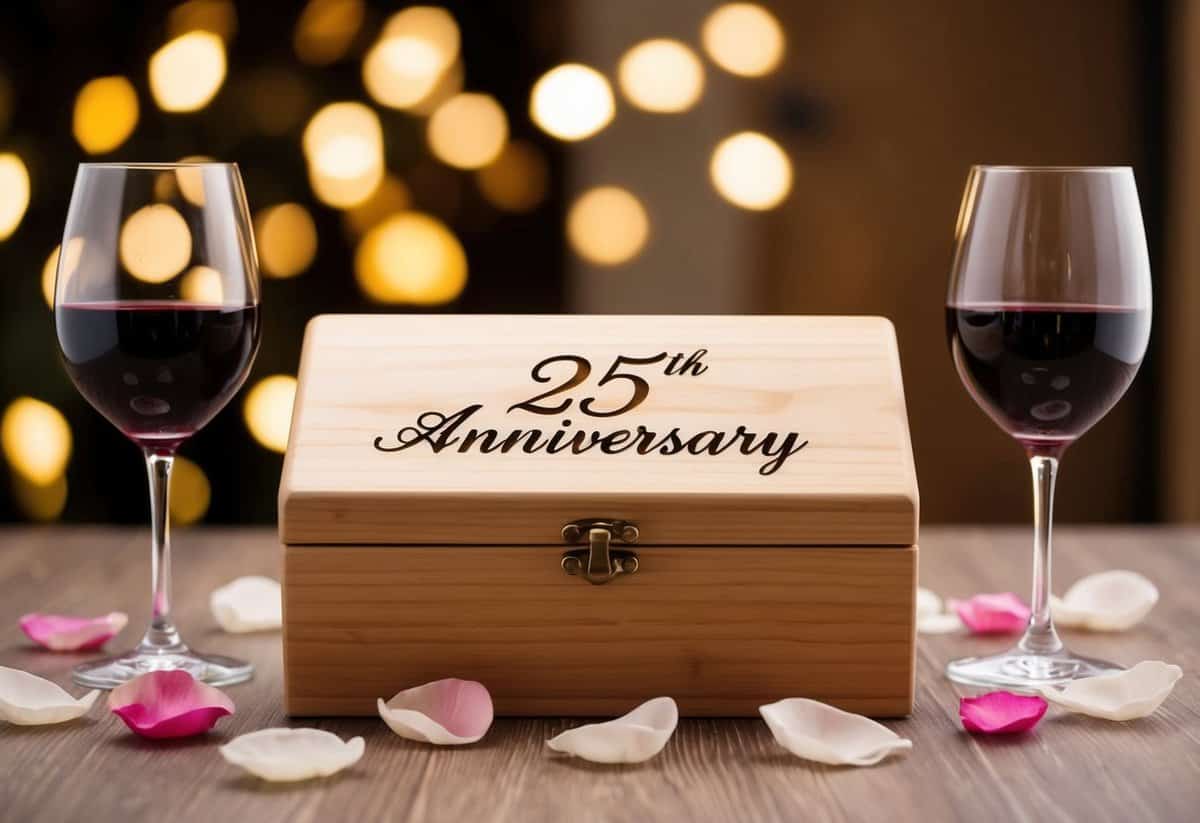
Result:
[167, 0, 237, 42]
[294, 0, 365, 65]
[618, 39, 705, 113]
[710, 131, 793, 210]
[72, 76, 139, 154]
[42, 238, 84, 308]
[476, 140, 549, 213]
[149, 31, 228, 113]
[344, 174, 411, 235]
[244, 375, 298, 453]
[1, 397, 72, 486]
[180, 265, 225, 303]
[175, 156, 212, 206]
[355, 212, 467, 304]
[119, 204, 194, 283]
[408, 58, 463, 116]
[303, 102, 385, 208]
[427, 93, 508, 170]
[363, 6, 459, 111]
[567, 186, 650, 266]
[701, 3, 785, 77]
[255, 203, 318, 278]
[530, 64, 614, 141]
[170, 456, 211, 526]
[0, 153, 30, 241]
[12, 474, 68, 522]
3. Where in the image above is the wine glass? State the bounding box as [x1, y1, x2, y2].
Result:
[945, 165, 1152, 690]
[54, 162, 261, 687]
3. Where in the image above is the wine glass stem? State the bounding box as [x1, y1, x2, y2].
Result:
[1018, 454, 1063, 656]
[138, 449, 186, 655]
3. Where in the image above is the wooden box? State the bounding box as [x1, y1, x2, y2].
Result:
[280, 315, 919, 717]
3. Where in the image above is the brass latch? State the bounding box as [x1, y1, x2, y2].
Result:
[561, 519, 640, 585]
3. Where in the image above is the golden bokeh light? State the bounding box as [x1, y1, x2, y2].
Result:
[408, 58, 463, 116]
[363, 36, 444, 110]
[344, 174, 411, 235]
[169, 456, 211, 526]
[149, 31, 227, 113]
[0, 153, 30, 241]
[618, 39, 705, 113]
[255, 203, 318, 278]
[427, 93, 508, 170]
[303, 102, 385, 208]
[72, 76, 139, 154]
[12, 474, 68, 522]
[355, 212, 467, 305]
[244, 375, 298, 453]
[294, 0, 365, 65]
[119, 204, 193, 283]
[701, 3, 785, 77]
[180, 265, 225, 303]
[476, 140, 548, 213]
[175, 156, 212, 206]
[567, 186, 650, 266]
[167, 0, 237, 42]
[383, 6, 460, 59]
[1, 397, 72, 486]
[42, 238, 84, 308]
[710, 131, 793, 210]
[530, 64, 614, 141]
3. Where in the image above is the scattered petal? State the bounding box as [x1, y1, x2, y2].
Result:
[19, 612, 128, 652]
[760, 698, 911, 766]
[210, 576, 282, 633]
[916, 587, 943, 617]
[546, 697, 678, 764]
[950, 592, 1030, 635]
[959, 692, 1047, 734]
[1051, 570, 1159, 631]
[917, 612, 966, 635]
[109, 670, 234, 738]
[378, 678, 493, 745]
[1039, 661, 1183, 721]
[220, 728, 365, 781]
[0, 666, 99, 725]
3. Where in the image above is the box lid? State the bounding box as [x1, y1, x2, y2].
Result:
[279, 315, 918, 546]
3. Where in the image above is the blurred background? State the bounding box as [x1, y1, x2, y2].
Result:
[0, 0, 1195, 527]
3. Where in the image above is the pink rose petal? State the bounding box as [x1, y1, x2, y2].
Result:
[949, 592, 1030, 635]
[19, 612, 128, 652]
[378, 678, 494, 744]
[108, 670, 234, 739]
[959, 692, 1048, 734]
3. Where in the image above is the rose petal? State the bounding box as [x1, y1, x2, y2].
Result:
[759, 698, 911, 766]
[18, 612, 128, 652]
[949, 592, 1030, 635]
[917, 612, 966, 635]
[108, 670, 234, 739]
[1051, 570, 1159, 631]
[220, 728, 365, 781]
[916, 587, 943, 618]
[546, 697, 678, 764]
[1039, 661, 1183, 721]
[0, 666, 99, 725]
[210, 576, 282, 634]
[377, 678, 493, 745]
[959, 692, 1047, 734]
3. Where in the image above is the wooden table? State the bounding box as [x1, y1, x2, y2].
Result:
[1, 527, 1197, 822]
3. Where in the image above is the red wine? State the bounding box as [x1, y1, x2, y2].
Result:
[946, 303, 1149, 454]
[56, 302, 260, 451]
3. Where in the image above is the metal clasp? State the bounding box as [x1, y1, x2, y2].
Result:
[561, 519, 640, 585]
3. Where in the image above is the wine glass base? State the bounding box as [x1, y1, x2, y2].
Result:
[946, 647, 1122, 692]
[72, 648, 253, 689]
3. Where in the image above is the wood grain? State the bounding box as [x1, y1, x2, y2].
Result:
[2, 526, 1198, 823]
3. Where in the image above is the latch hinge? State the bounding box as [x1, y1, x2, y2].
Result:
[561, 519, 640, 585]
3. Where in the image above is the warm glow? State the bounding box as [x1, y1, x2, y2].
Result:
[119, 204, 194, 283]
[344, 174, 411, 235]
[710, 131, 793, 210]
[567, 186, 650, 266]
[476, 140, 548, 213]
[409, 58, 463, 116]
[355, 212, 467, 305]
[12, 475, 68, 522]
[149, 31, 227, 113]
[255, 203, 318, 278]
[618, 39, 705, 113]
[303, 102, 385, 208]
[175, 156, 212, 206]
[170, 456, 211, 526]
[1, 397, 72, 486]
[42, 238, 84, 308]
[530, 64, 614, 141]
[72, 76, 139, 154]
[427, 93, 508, 170]
[180, 265, 225, 303]
[363, 37, 443, 110]
[167, 0, 237, 42]
[0, 153, 30, 241]
[244, 375, 297, 453]
[294, 0, 365, 65]
[701, 3, 785, 77]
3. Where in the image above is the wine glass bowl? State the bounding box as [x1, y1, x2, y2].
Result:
[54, 163, 261, 688]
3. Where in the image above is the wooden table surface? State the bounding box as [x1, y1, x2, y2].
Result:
[1, 526, 1197, 822]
